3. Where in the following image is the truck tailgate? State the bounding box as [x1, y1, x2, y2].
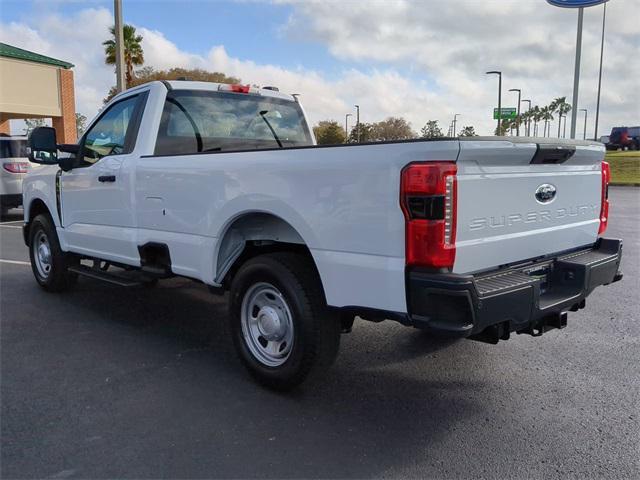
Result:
[454, 138, 605, 274]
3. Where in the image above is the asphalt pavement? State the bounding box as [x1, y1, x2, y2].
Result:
[1, 186, 638, 479]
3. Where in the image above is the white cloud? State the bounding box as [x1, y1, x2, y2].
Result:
[1, 1, 638, 138]
[0, 7, 115, 132]
[278, 0, 640, 136]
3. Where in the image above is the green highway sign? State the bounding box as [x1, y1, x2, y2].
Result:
[493, 108, 517, 120]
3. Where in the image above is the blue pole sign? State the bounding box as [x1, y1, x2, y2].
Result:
[546, 0, 608, 7]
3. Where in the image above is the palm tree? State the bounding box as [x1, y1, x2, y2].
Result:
[541, 106, 554, 137]
[103, 24, 144, 86]
[552, 97, 572, 138]
[531, 106, 542, 137]
[519, 110, 529, 136]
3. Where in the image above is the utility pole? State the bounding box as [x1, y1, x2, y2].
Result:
[486, 71, 502, 135]
[569, 7, 584, 139]
[114, 0, 126, 93]
[354, 105, 360, 143]
[345, 113, 352, 143]
[594, 1, 607, 140]
[453, 114, 460, 137]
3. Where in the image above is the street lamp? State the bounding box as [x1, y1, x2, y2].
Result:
[453, 114, 461, 137]
[354, 105, 360, 143]
[521, 99, 531, 136]
[486, 71, 502, 135]
[508, 89, 521, 136]
[580, 108, 588, 140]
[594, 1, 607, 141]
[345, 113, 352, 142]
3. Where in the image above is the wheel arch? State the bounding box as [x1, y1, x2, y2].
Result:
[214, 211, 320, 290]
[24, 198, 53, 246]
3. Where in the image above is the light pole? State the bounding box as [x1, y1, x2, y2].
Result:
[345, 113, 352, 142]
[486, 71, 502, 135]
[569, 7, 584, 139]
[114, 0, 126, 92]
[580, 108, 588, 140]
[354, 105, 360, 143]
[509, 89, 521, 136]
[521, 99, 531, 136]
[594, 1, 607, 140]
[547, 0, 609, 138]
[453, 114, 461, 137]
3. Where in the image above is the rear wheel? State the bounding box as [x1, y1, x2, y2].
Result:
[28, 214, 77, 292]
[228, 252, 340, 390]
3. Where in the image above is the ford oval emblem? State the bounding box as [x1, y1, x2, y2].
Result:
[535, 184, 557, 204]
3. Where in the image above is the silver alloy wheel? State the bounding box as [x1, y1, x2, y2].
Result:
[240, 282, 294, 367]
[33, 230, 52, 279]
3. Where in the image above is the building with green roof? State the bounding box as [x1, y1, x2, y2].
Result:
[0, 43, 77, 142]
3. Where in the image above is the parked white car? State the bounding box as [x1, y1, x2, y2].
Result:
[22, 81, 623, 389]
[0, 135, 29, 216]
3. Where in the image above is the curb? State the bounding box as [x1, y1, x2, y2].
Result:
[610, 183, 640, 187]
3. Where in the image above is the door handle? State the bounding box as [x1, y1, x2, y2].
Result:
[98, 175, 116, 183]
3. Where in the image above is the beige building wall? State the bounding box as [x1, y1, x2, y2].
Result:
[0, 57, 62, 118]
[0, 55, 76, 143]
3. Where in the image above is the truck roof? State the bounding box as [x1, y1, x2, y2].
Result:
[162, 80, 297, 102]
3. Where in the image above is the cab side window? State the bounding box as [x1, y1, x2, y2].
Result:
[82, 95, 139, 164]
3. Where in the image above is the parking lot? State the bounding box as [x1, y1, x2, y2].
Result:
[1, 186, 638, 479]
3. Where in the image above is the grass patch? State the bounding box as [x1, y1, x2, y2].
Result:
[606, 152, 640, 185]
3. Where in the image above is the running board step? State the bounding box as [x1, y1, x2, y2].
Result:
[68, 265, 143, 287]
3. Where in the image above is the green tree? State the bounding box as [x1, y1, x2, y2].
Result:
[104, 66, 241, 103]
[494, 118, 511, 136]
[531, 106, 542, 136]
[75, 113, 87, 138]
[103, 24, 145, 86]
[420, 120, 444, 138]
[459, 125, 477, 137]
[348, 123, 374, 143]
[540, 106, 554, 137]
[551, 97, 571, 138]
[313, 120, 346, 145]
[23, 118, 45, 136]
[371, 117, 416, 141]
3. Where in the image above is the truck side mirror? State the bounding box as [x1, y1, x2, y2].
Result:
[28, 127, 58, 164]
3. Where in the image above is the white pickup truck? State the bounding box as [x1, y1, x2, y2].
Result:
[23, 81, 622, 390]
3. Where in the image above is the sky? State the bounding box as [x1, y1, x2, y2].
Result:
[0, 0, 638, 138]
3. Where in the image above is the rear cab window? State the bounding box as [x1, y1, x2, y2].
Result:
[154, 90, 313, 156]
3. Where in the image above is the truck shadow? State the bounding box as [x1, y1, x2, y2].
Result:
[5, 273, 490, 479]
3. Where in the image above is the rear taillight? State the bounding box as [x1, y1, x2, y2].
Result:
[598, 161, 610, 235]
[400, 162, 457, 269]
[2, 162, 29, 174]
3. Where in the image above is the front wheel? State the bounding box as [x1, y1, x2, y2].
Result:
[28, 214, 77, 292]
[228, 252, 341, 390]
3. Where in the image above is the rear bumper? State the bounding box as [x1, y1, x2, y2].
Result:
[407, 238, 623, 342]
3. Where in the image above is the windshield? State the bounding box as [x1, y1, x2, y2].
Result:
[0, 139, 28, 159]
[155, 90, 313, 156]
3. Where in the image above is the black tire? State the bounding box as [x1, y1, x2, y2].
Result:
[228, 252, 341, 391]
[28, 214, 77, 292]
